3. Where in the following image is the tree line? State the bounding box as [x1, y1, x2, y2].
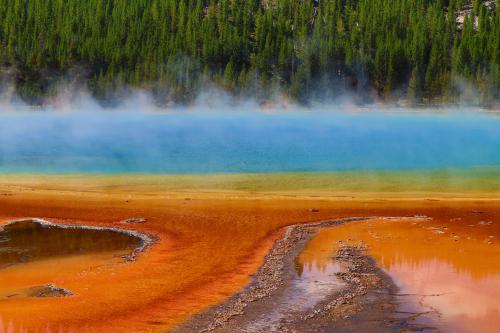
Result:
[0, 0, 498, 106]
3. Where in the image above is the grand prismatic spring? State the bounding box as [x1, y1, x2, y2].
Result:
[0, 110, 499, 333]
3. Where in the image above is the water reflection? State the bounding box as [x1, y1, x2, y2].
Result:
[0, 220, 144, 332]
[292, 259, 345, 310]
[244, 244, 345, 331]
[297, 218, 500, 332]
[0, 219, 142, 270]
[0, 318, 81, 333]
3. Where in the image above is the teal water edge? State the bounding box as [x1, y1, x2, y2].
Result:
[0, 111, 499, 174]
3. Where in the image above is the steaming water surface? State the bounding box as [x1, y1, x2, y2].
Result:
[0, 111, 499, 173]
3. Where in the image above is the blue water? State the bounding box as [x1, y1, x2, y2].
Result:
[0, 111, 499, 173]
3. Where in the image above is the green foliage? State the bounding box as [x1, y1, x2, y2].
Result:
[0, 0, 497, 105]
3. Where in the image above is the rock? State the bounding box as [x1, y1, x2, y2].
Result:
[30, 284, 73, 298]
[124, 218, 146, 224]
[309, 208, 320, 213]
[478, 221, 492, 226]
[430, 227, 446, 234]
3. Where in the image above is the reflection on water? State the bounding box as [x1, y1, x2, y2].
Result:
[292, 259, 345, 310]
[0, 220, 141, 270]
[248, 263, 346, 331]
[0, 220, 144, 332]
[244, 244, 345, 331]
[295, 238, 346, 311]
[298, 218, 500, 332]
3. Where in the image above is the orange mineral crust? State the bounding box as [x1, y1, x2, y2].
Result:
[0, 177, 499, 332]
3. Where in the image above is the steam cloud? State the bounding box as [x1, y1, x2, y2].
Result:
[0, 72, 497, 113]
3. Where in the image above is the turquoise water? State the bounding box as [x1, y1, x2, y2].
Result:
[0, 111, 499, 173]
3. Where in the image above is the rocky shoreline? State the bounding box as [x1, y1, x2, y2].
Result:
[174, 216, 435, 333]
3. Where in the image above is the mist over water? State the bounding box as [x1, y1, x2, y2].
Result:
[0, 98, 499, 174]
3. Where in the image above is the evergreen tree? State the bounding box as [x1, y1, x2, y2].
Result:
[0, 0, 496, 106]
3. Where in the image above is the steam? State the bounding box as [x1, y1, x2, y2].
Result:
[0, 97, 499, 174]
[0, 71, 497, 113]
[0, 83, 304, 113]
[0, 71, 498, 200]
